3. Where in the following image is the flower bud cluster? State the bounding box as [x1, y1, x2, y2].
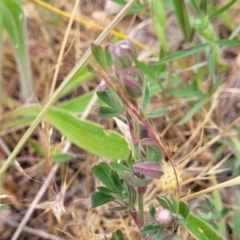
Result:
[109, 40, 143, 99]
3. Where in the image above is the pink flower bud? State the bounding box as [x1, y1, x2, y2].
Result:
[133, 162, 163, 179]
[155, 208, 172, 226]
[108, 40, 137, 68]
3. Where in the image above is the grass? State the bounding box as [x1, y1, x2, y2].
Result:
[0, 0, 240, 239]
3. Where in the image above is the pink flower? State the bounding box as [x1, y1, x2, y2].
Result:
[155, 208, 172, 226]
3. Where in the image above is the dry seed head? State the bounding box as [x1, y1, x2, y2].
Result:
[165, 141, 181, 156]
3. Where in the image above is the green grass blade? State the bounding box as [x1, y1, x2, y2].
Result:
[215, 39, 240, 46]
[168, 89, 205, 98]
[208, 48, 215, 82]
[233, 192, 240, 239]
[178, 98, 208, 125]
[59, 67, 94, 97]
[156, 43, 209, 65]
[49, 107, 129, 159]
[208, 0, 236, 20]
[151, 0, 168, 53]
[172, 0, 192, 42]
[1, 0, 33, 100]
[0, 8, 3, 97]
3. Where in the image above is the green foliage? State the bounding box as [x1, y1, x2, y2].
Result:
[59, 67, 94, 97]
[151, 0, 168, 53]
[110, 230, 124, 240]
[185, 212, 224, 240]
[172, 0, 192, 42]
[233, 193, 240, 239]
[177, 98, 208, 125]
[49, 107, 129, 160]
[156, 43, 209, 65]
[97, 88, 125, 118]
[0, 0, 33, 100]
[52, 153, 72, 163]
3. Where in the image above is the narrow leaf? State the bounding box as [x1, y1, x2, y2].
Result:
[208, 48, 215, 82]
[52, 153, 72, 163]
[49, 107, 129, 160]
[215, 39, 240, 46]
[157, 43, 209, 65]
[151, 0, 168, 52]
[146, 109, 168, 118]
[156, 196, 173, 211]
[168, 89, 205, 98]
[59, 67, 94, 97]
[110, 162, 132, 174]
[178, 98, 208, 125]
[142, 83, 151, 109]
[233, 192, 240, 239]
[208, 0, 236, 20]
[172, 0, 191, 42]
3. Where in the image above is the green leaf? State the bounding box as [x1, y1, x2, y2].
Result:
[58, 92, 93, 113]
[91, 191, 115, 208]
[155, 228, 164, 239]
[215, 39, 240, 46]
[156, 196, 173, 211]
[142, 83, 151, 109]
[142, 225, 160, 234]
[110, 162, 132, 174]
[97, 88, 124, 112]
[156, 43, 209, 65]
[52, 153, 72, 163]
[97, 186, 117, 194]
[172, 0, 191, 42]
[185, 212, 224, 240]
[208, 48, 215, 82]
[92, 162, 116, 190]
[233, 192, 240, 239]
[168, 89, 205, 98]
[124, 172, 152, 187]
[171, 195, 178, 213]
[179, 201, 189, 219]
[135, 60, 155, 79]
[208, 0, 236, 20]
[149, 206, 156, 218]
[146, 109, 168, 118]
[49, 107, 129, 160]
[98, 106, 121, 118]
[91, 44, 111, 70]
[177, 98, 208, 125]
[110, 170, 122, 189]
[111, 230, 124, 240]
[108, 206, 128, 212]
[0, 0, 33, 100]
[151, 0, 168, 53]
[59, 67, 94, 97]
[31, 141, 45, 157]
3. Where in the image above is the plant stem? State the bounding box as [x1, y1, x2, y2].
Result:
[98, 69, 181, 198]
[138, 186, 146, 224]
[130, 209, 143, 229]
[133, 119, 140, 162]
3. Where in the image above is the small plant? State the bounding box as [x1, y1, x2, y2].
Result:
[90, 39, 224, 239]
